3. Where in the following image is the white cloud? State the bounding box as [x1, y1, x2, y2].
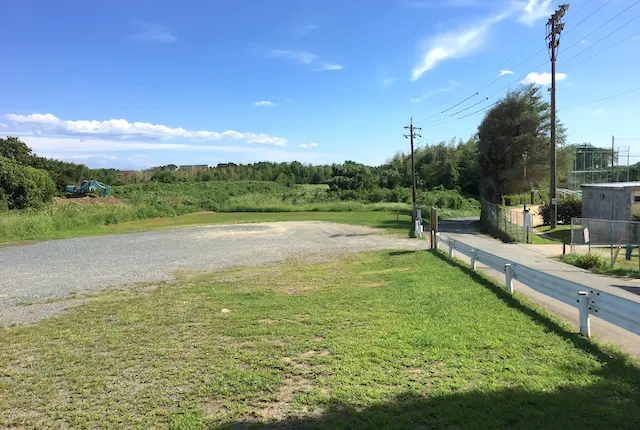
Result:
[131, 22, 177, 44]
[520, 71, 567, 85]
[499, 69, 514, 76]
[270, 49, 317, 65]
[316, 64, 344, 71]
[6, 113, 287, 146]
[580, 39, 587, 44]
[299, 143, 318, 149]
[0, 123, 7, 128]
[297, 24, 317, 35]
[411, 11, 509, 80]
[254, 101, 274, 106]
[410, 98, 422, 103]
[519, 0, 553, 26]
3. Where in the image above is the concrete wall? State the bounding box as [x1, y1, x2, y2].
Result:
[581, 188, 633, 221]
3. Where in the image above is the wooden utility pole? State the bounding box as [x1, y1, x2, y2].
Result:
[404, 118, 421, 235]
[546, 4, 569, 229]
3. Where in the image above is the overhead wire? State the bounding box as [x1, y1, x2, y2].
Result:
[559, 87, 640, 111]
[559, 11, 640, 66]
[561, 28, 640, 72]
[414, 93, 478, 125]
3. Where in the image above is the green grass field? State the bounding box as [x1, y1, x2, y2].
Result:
[0, 181, 480, 243]
[1, 250, 638, 428]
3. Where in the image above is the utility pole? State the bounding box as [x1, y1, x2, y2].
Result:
[546, 3, 569, 229]
[612, 135, 615, 182]
[522, 151, 528, 180]
[404, 118, 421, 235]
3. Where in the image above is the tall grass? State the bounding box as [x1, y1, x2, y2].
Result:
[0, 181, 479, 242]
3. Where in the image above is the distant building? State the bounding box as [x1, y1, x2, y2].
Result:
[581, 182, 640, 221]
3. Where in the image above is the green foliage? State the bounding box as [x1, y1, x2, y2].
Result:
[478, 85, 566, 203]
[327, 161, 375, 192]
[502, 191, 547, 206]
[0, 156, 56, 210]
[561, 253, 609, 271]
[538, 197, 581, 225]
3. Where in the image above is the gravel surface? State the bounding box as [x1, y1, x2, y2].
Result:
[0, 221, 426, 325]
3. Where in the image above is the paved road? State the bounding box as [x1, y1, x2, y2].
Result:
[0, 222, 426, 325]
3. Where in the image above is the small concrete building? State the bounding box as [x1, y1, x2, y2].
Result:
[581, 182, 640, 221]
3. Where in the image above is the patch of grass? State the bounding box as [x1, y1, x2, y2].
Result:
[561, 251, 640, 279]
[0, 208, 478, 243]
[1, 251, 639, 428]
[536, 225, 572, 242]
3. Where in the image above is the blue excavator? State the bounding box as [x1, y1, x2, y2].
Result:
[65, 180, 111, 198]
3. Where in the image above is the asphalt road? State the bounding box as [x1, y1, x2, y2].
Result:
[0, 222, 426, 325]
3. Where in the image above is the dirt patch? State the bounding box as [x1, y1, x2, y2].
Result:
[259, 319, 278, 324]
[365, 282, 386, 288]
[248, 376, 314, 420]
[311, 336, 324, 342]
[54, 196, 124, 206]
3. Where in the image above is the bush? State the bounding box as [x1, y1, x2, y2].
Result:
[561, 253, 608, 271]
[0, 156, 56, 210]
[538, 197, 581, 225]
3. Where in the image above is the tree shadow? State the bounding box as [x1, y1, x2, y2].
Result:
[429, 250, 634, 364]
[219, 382, 640, 429]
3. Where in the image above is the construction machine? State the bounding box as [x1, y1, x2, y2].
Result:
[65, 180, 111, 198]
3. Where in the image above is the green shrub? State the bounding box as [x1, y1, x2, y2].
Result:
[538, 197, 581, 225]
[0, 156, 56, 209]
[561, 253, 608, 271]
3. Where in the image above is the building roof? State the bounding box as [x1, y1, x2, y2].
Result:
[581, 182, 640, 190]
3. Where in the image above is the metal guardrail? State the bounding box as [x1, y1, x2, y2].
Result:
[438, 234, 640, 338]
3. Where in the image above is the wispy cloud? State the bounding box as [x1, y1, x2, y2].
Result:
[254, 101, 274, 107]
[299, 143, 318, 149]
[520, 71, 567, 85]
[410, 2, 552, 80]
[296, 23, 317, 35]
[269, 49, 343, 71]
[6, 113, 287, 146]
[0, 123, 7, 128]
[404, 0, 488, 8]
[519, 0, 553, 26]
[580, 39, 587, 44]
[411, 11, 509, 81]
[130, 22, 177, 44]
[270, 49, 317, 64]
[499, 69, 514, 76]
[410, 85, 453, 103]
[315, 64, 343, 71]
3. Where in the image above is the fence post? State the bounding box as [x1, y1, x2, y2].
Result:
[610, 220, 614, 268]
[577, 291, 591, 337]
[448, 241, 454, 257]
[505, 264, 513, 294]
[570, 218, 575, 254]
[470, 250, 477, 271]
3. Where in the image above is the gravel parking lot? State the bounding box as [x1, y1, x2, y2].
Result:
[0, 221, 426, 325]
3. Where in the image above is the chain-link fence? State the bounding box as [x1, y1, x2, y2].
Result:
[570, 217, 640, 269]
[482, 199, 533, 243]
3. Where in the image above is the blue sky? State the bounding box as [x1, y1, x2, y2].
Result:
[1, 0, 639, 169]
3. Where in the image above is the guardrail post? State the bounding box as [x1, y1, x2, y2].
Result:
[577, 291, 591, 337]
[448, 241, 454, 257]
[505, 264, 513, 294]
[470, 250, 477, 271]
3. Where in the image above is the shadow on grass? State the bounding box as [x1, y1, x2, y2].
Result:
[216, 383, 640, 429]
[208, 251, 640, 430]
[429, 251, 635, 365]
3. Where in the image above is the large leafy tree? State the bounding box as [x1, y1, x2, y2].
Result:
[478, 84, 565, 203]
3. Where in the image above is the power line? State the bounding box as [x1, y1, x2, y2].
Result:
[563, 0, 614, 36]
[561, 0, 640, 54]
[448, 97, 489, 117]
[562, 28, 640, 71]
[559, 87, 640, 111]
[414, 93, 478, 124]
[560, 11, 640, 66]
[457, 101, 498, 119]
